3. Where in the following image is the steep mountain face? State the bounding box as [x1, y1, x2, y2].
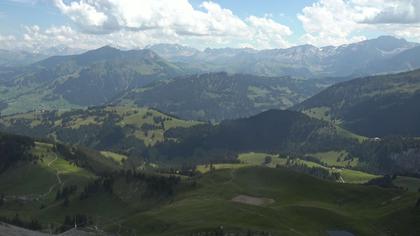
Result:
[149, 36, 419, 78]
[115, 72, 330, 121]
[155, 109, 360, 163]
[323, 36, 417, 76]
[0, 46, 183, 115]
[295, 69, 420, 137]
[364, 46, 420, 74]
[0, 106, 200, 156]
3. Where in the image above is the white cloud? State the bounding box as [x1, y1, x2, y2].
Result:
[53, 0, 248, 35]
[54, 0, 109, 33]
[297, 0, 420, 46]
[297, 0, 375, 46]
[246, 16, 292, 48]
[0, 34, 16, 49]
[6, 0, 420, 51]
[364, 0, 420, 24]
[51, 0, 292, 49]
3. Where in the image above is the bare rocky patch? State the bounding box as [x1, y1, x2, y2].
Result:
[231, 195, 274, 206]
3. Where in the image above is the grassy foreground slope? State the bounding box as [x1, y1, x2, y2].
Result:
[0, 134, 124, 224]
[119, 167, 420, 236]
[0, 136, 418, 236]
[0, 133, 180, 233]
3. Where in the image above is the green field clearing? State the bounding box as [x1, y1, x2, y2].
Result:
[238, 152, 287, 167]
[100, 151, 128, 165]
[338, 169, 379, 184]
[212, 152, 377, 184]
[306, 151, 359, 167]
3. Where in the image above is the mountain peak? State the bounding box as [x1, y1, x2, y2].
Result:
[86, 45, 120, 54]
[356, 35, 415, 51]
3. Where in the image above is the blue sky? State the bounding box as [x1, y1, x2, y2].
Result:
[0, 0, 419, 51]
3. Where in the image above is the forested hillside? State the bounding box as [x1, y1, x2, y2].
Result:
[296, 69, 420, 137]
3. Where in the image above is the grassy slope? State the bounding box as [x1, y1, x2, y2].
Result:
[0, 142, 94, 196]
[119, 167, 420, 236]
[0, 141, 129, 222]
[198, 152, 378, 184]
[0, 142, 97, 221]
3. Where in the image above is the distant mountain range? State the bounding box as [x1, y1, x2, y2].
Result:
[0, 46, 85, 67]
[149, 36, 420, 78]
[1, 35, 420, 120]
[295, 69, 420, 137]
[0, 49, 47, 67]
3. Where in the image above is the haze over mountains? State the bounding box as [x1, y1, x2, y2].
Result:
[0, 46, 85, 67]
[1, 36, 420, 121]
[149, 36, 420, 78]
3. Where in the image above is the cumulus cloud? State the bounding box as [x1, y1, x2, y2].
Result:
[53, 0, 247, 35]
[54, 0, 109, 32]
[298, 0, 420, 46]
[364, 0, 420, 24]
[0, 34, 16, 49]
[297, 0, 375, 46]
[246, 16, 292, 48]
[5, 0, 420, 51]
[52, 0, 292, 49]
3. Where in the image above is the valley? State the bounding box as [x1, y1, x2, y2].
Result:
[0, 35, 420, 235]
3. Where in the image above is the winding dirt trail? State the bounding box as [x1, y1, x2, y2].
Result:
[48, 154, 63, 186]
[40, 154, 63, 198]
[5, 154, 65, 202]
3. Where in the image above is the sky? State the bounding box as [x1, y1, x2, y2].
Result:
[0, 0, 420, 52]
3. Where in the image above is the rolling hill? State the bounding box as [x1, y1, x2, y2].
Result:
[295, 69, 420, 137]
[153, 109, 362, 164]
[0, 106, 200, 157]
[0, 46, 183, 115]
[116, 72, 329, 121]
